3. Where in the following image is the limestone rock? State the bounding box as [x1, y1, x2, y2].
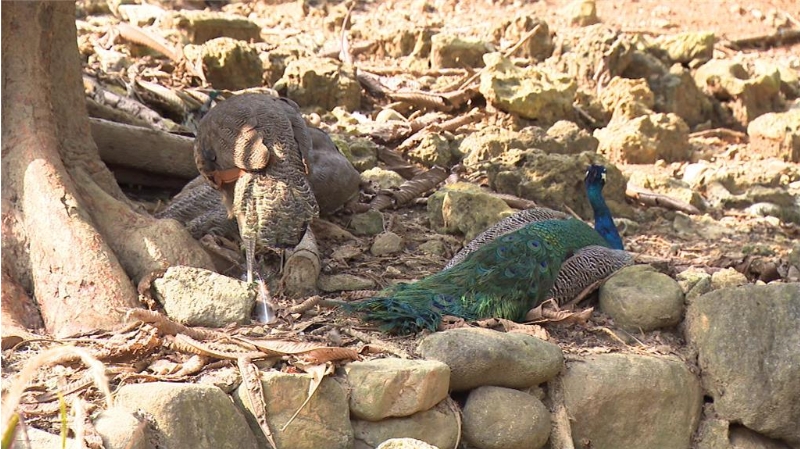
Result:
[232, 371, 353, 449]
[162, 10, 260, 44]
[430, 34, 490, 69]
[562, 0, 600, 27]
[694, 60, 783, 127]
[335, 136, 379, 172]
[676, 267, 712, 302]
[553, 25, 634, 85]
[375, 438, 440, 449]
[318, 274, 376, 292]
[480, 52, 577, 123]
[115, 382, 258, 449]
[595, 112, 692, 163]
[462, 386, 551, 449]
[427, 183, 512, 241]
[152, 266, 255, 327]
[685, 284, 800, 445]
[709, 267, 748, 290]
[275, 57, 361, 111]
[417, 328, 563, 391]
[747, 109, 800, 163]
[361, 167, 406, 190]
[353, 400, 459, 449]
[184, 38, 262, 90]
[651, 32, 715, 67]
[492, 15, 553, 61]
[370, 231, 404, 256]
[599, 265, 685, 331]
[562, 353, 702, 449]
[346, 359, 449, 421]
[11, 428, 80, 449]
[598, 77, 655, 118]
[545, 120, 599, 154]
[407, 133, 453, 167]
[93, 407, 147, 449]
[482, 150, 631, 219]
[650, 65, 714, 127]
[349, 209, 385, 236]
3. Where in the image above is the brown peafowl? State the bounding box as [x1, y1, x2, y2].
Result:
[347, 165, 632, 334]
[192, 93, 319, 291]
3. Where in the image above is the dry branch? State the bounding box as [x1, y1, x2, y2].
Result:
[626, 187, 702, 215]
[90, 118, 198, 180]
[370, 166, 449, 210]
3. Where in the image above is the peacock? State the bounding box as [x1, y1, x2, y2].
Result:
[347, 164, 633, 334]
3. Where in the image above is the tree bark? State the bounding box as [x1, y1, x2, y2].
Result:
[1, 2, 213, 337]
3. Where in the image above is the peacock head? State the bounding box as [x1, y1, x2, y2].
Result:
[584, 164, 607, 190]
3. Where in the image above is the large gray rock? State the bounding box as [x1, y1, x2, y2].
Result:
[232, 371, 353, 449]
[275, 57, 361, 111]
[184, 38, 262, 91]
[747, 109, 800, 163]
[595, 111, 692, 163]
[694, 60, 782, 127]
[93, 407, 148, 449]
[462, 386, 550, 449]
[352, 400, 459, 449]
[115, 382, 258, 449]
[417, 328, 563, 391]
[599, 265, 685, 331]
[562, 353, 702, 449]
[430, 34, 490, 69]
[427, 182, 513, 241]
[685, 284, 800, 446]
[345, 358, 450, 421]
[152, 266, 255, 327]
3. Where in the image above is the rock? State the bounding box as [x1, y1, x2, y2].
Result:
[361, 167, 406, 190]
[318, 274, 376, 292]
[676, 267, 712, 302]
[480, 53, 577, 123]
[260, 45, 307, 86]
[349, 210, 385, 236]
[694, 60, 783, 127]
[427, 182, 512, 241]
[93, 407, 147, 449]
[116, 3, 165, 26]
[595, 112, 692, 163]
[115, 382, 259, 449]
[11, 428, 80, 449]
[626, 169, 706, 210]
[152, 266, 255, 327]
[651, 32, 715, 67]
[417, 240, 447, 256]
[374, 438, 440, 449]
[345, 359, 450, 421]
[599, 265, 684, 331]
[483, 150, 632, 219]
[562, 0, 600, 27]
[747, 109, 800, 163]
[710, 267, 748, 290]
[562, 353, 702, 449]
[729, 426, 795, 449]
[673, 213, 736, 240]
[375, 108, 407, 123]
[623, 50, 669, 80]
[650, 65, 714, 127]
[753, 59, 800, 98]
[407, 133, 452, 167]
[374, 26, 434, 59]
[598, 77, 655, 118]
[417, 328, 563, 391]
[275, 57, 361, 111]
[685, 284, 800, 445]
[462, 386, 551, 449]
[232, 371, 353, 449]
[545, 120, 599, 154]
[335, 136, 379, 172]
[161, 10, 260, 44]
[353, 400, 459, 449]
[492, 15, 553, 61]
[370, 232, 404, 256]
[430, 34, 490, 69]
[184, 38, 262, 90]
[553, 25, 634, 85]
[458, 126, 536, 166]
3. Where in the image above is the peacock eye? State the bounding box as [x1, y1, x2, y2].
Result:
[540, 260, 547, 268]
[527, 240, 540, 249]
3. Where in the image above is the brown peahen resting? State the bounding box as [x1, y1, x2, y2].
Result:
[347, 165, 633, 334]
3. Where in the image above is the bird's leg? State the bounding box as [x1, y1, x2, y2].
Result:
[253, 270, 276, 324]
[244, 234, 256, 284]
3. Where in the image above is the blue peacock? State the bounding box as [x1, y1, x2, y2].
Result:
[346, 164, 633, 334]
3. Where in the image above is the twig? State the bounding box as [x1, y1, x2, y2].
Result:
[237, 356, 278, 449]
[626, 187, 702, 215]
[547, 376, 576, 449]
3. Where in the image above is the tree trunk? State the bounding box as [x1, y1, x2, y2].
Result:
[1, 2, 213, 337]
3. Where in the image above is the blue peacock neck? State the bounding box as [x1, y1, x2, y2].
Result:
[586, 183, 625, 250]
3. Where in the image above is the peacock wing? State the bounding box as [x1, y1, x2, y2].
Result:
[548, 245, 634, 305]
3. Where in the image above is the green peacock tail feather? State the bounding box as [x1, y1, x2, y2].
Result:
[346, 218, 611, 334]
